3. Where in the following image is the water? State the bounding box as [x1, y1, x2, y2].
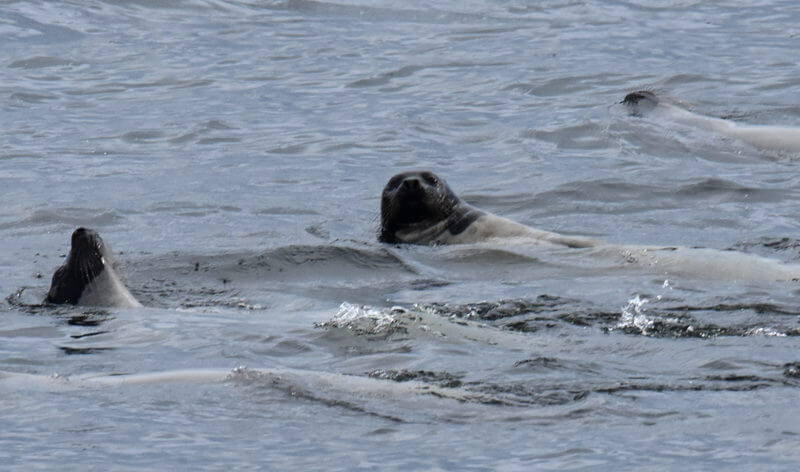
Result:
[2, 0, 800, 469]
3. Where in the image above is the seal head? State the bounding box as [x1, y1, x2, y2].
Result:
[622, 90, 659, 116]
[379, 171, 480, 244]
[45, 227, 141, 307]
[46, 227, 107, 304]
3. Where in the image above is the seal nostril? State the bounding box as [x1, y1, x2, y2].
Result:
[402, 178, 421, 190]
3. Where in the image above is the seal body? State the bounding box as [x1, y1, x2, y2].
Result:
[379, 171, 597, 247]
[46, 227, 141, 308]
[623, 90, 800, 152]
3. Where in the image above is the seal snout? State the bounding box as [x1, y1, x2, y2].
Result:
[400, 176, 422, 192]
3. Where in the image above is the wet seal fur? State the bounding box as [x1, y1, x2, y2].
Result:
[623, 90, 800, 152]
[379, 171, 597, 247]
[46, 227, 141, 308]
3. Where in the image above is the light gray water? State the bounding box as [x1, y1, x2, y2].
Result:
[2, 1, 800, 470]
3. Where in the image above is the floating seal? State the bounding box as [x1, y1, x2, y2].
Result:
[623, 90, 800, 152]
[378, 171, 800, 282]
[379, 171, 597, 247]
[46, 227, 141, 308]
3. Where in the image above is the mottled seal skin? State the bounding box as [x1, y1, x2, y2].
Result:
[46, 227, 141, 308]
[379, 171, 597, 247]
[622, 90, 800, 152]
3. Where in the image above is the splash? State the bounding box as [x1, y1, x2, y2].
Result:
[316, 302, 403, 336]
[617, 295, 654, 335]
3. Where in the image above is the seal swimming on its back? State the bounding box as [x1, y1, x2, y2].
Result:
[379, 171, 597, 247]
[46, 227, 141, 308]
[378, 171, 800, 282]
[623, 90, 800, 152]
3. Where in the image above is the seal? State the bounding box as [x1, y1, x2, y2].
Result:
[45, 227, 141, 308]
[379, 171, 597, 247]
[623, 90, 800, 152]
[379, 171, 800, 282]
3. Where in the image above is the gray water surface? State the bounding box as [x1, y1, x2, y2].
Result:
[2, 1, 800, 470]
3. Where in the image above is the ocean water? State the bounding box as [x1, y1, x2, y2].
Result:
[3, 0, 800, 469]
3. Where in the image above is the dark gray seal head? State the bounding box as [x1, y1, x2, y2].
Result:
[622, 90, 659, 116]
[46, 227, 141, 308]
[379, 171, 482, 244]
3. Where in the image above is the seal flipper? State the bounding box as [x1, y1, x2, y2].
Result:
[46, 264, 91, 304]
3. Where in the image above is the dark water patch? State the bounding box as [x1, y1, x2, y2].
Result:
[675, 178, 787, 203]
[613, 301, 800, 339]
[58, 346, 114, 355]
[512, 357, 601, 376]
[514, 357, 560, 370]
[70, 330, 109, 339]
[277, 0, 499, 25]
[255, 207, 319, 215]
[368, 368, 591, 407]
[731, 237, 800, 261]
[466, 382, 591, 407]
[347, 62, 509, 88]
[0, 208, 122, 231]
[65, 311, 114, 327]
[425, 295, 576, 321]
[197, 137, 241, 145]
[596, 378, 775, 395]
[368, 369, 464, 388]
[8, 56, 81, 69]
[232, 244, 417, 279]
[420, 296, 800, 339]
[121, 130, 165, 144]
[784, 362, 800, 378]
[504, 74, 610, 97]
[133, 276, 242, 310]
[664, 302, 800, 317]
[10, 92, 59, 103]
[531, 177, 795, 219]
[2, 12, 84, 44]
[422, 296, 619, 333]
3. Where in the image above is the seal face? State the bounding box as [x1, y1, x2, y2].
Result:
[379, 171, 599, 247]
[46, 227, 141, 308]
[379, 171, 481, 244]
